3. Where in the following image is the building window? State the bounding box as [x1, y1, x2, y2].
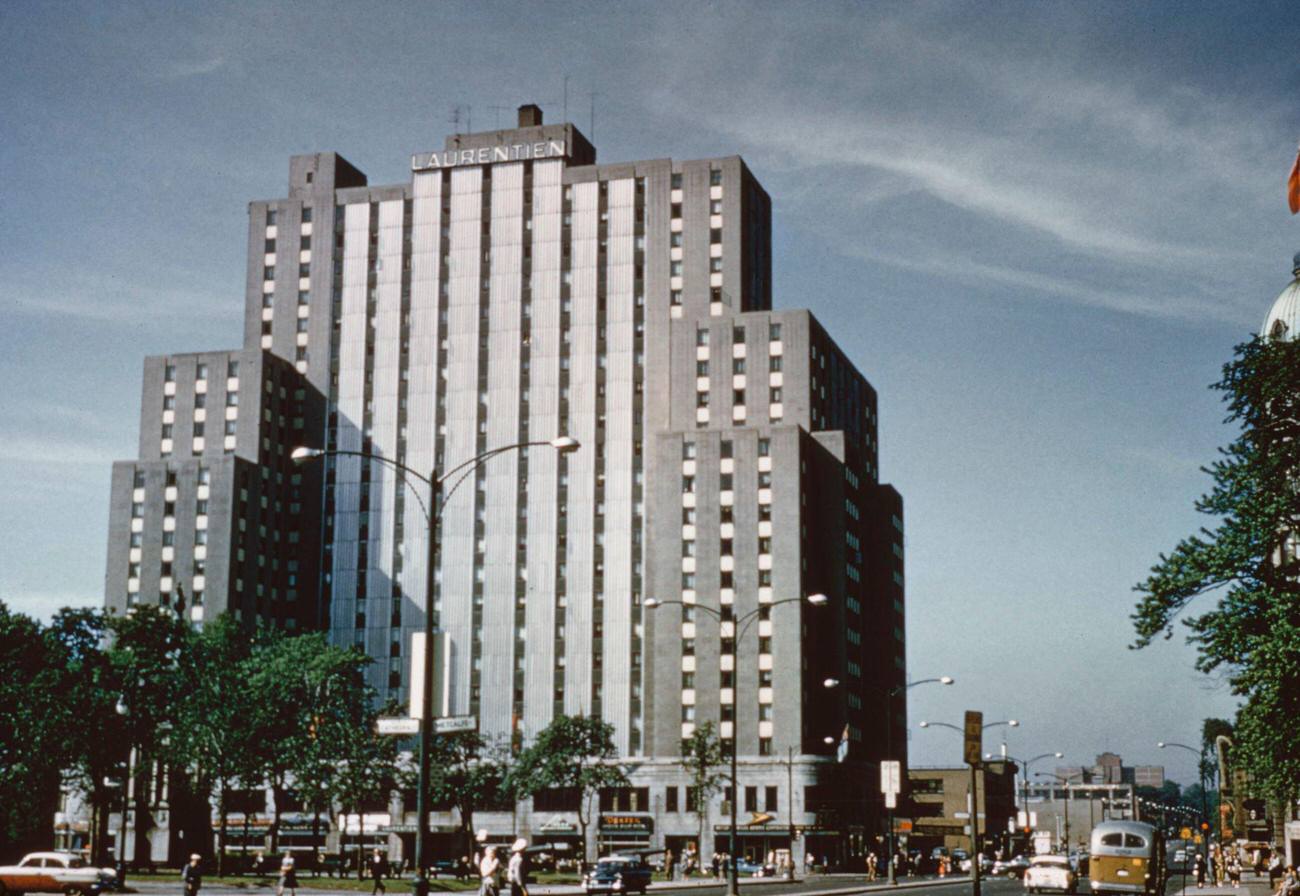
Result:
[132, 470, 145, 488]
[264, 266, 275, 280]
[164, 364, 176, 382]
[710, 170, 722, 186]
[301, 206, 312, 223]
[666, 787, 679, 813]
[696, 329, 710, 346]
[266, 209, 277, 226]
[770, 323, 782, 341]
[710, 199, 722, 214]
[671, 203, 682, 219]
[744, 786, 757, 813]
[770, 355, 783, 372]
[758, 438, 771, 457]
[671, 260, 683, 276]
[671, 173, 682, 189]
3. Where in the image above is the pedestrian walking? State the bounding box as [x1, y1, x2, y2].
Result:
[867, 852, 878, 881]
[182, 854, 203, 896]
[1193, 852, 1207, 888]
[277, 854, 298, 896]
[251, 851, 267, 878]
[479, 845, 501, 896]
[369, 849, 388, 896]
[508, 839, 528, 896]
[664, 849, 675, 881]
[1270, 855, 1283, 889]
[1229, 853, 1242, 888]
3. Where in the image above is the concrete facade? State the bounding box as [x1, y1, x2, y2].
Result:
[103, 105, 905, 868]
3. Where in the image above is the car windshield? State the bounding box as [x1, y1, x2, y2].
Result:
[1033, 857, 1069, 867]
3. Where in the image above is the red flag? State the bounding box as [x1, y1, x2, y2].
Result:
[1289, 145, 1300, 214]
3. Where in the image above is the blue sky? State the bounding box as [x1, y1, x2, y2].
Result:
[3, 1, 1297, 785]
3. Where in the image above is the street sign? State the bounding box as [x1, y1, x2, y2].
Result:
[964, 710, 983, 765]
[885, 792, 897, 808]
[435, 715, 478, 734]
[1180, 827, 1192, 840]
[376, 717, 420, 735]
[881, 760, 901, 795]
[376, 715, 477, 735]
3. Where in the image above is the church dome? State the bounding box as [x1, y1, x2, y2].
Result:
[1260, 252, 1300, 341]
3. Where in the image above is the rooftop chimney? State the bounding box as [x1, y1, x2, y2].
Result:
[517, 104, 543, 127]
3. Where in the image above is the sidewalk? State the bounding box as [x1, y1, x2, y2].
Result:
[124, 872, 972, 896]
[1168, 871, 1275, 896]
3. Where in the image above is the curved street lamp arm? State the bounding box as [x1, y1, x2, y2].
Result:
[310, 448, 434, 487]
[435, 439, 560, 486]
[644, 599, 723, 622]
[1158, 741, 1201, 756]
[735, 595, 813, 641]
[920, 721, 963, 734]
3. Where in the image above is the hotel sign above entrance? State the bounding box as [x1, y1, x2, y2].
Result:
[412, 139, 568, 172]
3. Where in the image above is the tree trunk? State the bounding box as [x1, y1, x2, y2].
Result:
[270, 781, 284, 854]
[218, 784, 229, 876]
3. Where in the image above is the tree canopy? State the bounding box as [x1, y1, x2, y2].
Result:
[1133, 336, 1300, 804]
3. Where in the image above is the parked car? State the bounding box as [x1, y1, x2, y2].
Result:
[960, 854, 993, 873]
[1024, 855, 1077, 894]
[995, 855, 1032, 878]
[733, 858, 775, 878]
[583, 856, 652, 895]
[0, 852, 117, 895]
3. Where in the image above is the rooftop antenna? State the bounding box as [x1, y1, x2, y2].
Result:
[449, 103, 465, 132]
[563, 74, 569, 123]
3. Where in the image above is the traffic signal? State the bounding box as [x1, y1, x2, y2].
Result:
[1200, 823, 1209, 832]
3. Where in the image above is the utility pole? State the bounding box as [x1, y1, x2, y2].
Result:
[786, 747, 795, 880]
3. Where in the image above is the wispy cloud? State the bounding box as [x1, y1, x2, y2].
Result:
[6, 274, 240, 324]
[161, 55, 226, 79]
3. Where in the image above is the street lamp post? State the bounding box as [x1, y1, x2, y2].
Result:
[1159, 742, 1208, 855]
[293, 436, 578, 896]
[1036, 772, 1082, 854]
[990, 752, 1062, 856]
[114, 696, 131, 886]
[918, 718, 1018, 893]
[882, 677, 953, 885]
[644, 593, 828, 896]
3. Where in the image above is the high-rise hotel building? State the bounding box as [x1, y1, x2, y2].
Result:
[105, 105, 906, 864]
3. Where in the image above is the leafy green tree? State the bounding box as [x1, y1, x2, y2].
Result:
[510, 715, 627, 863]
[1133, 336, 1300, 807]
[246, 631, 375, 863]
[330, 703, 398, 878]
[45, 607, 128, 865]
[680, 722, 727, 852]
[423, 731, 509, 860]
[105, 605, 193, 866]
[169, 615, 258, 874]
[0, 601, 68, 854]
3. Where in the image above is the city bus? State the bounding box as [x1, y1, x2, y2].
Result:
[1089, 821, 1164, 896]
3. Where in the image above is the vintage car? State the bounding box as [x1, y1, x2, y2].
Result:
[1024, 854, 1078, 894]
[995, 855, 1032, 878]
[0, 852, 117, 895]
[582, 856, 653, 895]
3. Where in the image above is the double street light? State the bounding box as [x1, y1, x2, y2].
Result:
[918, 718, 1018, 891]
[1035, 771, 1083, 852]
[292, 435, 579, 896]
[643, 592, 828, 896]
[989, 752, 1063, 853]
